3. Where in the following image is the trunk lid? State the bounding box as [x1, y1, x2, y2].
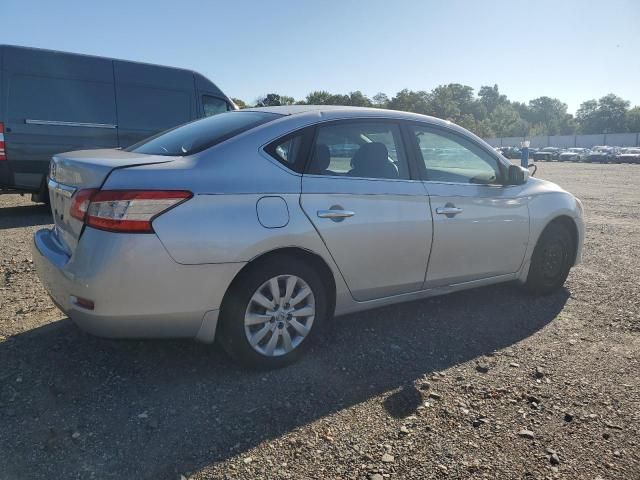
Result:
[48, 148, 173, 254]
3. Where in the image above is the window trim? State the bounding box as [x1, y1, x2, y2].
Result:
[302, 118, 416, 181]
[201, 94, 230, 117]
[263, 126, 315, 174]
[404, 121, 508, 186]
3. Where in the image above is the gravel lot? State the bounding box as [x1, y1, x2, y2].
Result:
[0, 162, 638, 479]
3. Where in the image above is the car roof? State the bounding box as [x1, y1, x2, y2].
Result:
[244, 105, 448, 124]
[240, 105, 498, 156]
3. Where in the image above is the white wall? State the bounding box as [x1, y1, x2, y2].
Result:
[484, 132, 640, 148]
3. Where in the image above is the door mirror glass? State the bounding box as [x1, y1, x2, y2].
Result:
[508, 164, 529, 185]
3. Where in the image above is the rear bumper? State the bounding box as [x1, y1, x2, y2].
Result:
[32, 227, 245, 342]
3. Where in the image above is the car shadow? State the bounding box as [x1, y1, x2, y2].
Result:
[0, 283, 569, 479]
[0, 203, 52, 230]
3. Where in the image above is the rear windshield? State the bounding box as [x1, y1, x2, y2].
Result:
[126, 111, 280, 156]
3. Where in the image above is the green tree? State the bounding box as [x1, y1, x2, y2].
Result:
[387, 89, 430, 114]
[255, 93, 284, 107]
[372, 92, 389, 108]
[305, 90, 333, 105]
[576, 99, 599, 133]
[596, 94, 629, 133]
[559, 114, 577, 135]
[427, 83, 476, 122]
[577, 95, 629, 133]
[231, 98, 248, 109]
[490, 104, 527, 137]
[478, 84, 508, 115]
[626, 106, 640, 132]
[346, 91, 372, 107]
[527, 97, 568, 135]
[474, 119, 496, 138]
[253, 87, 634, 137]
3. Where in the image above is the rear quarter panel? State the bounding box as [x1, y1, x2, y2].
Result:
[102, 136, 353, 308]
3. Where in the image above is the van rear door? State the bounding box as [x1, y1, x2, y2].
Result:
[2, 46, 118, 192]
[114, 61, 195, 147]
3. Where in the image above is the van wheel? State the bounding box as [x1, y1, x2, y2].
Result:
[524, 223, 574, 295]
[218, 255, 328, 369]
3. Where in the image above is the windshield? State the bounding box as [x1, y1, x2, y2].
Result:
[126, 111, 281, 156]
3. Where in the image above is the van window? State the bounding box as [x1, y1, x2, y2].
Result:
[202, 96, 229, 117]
[116, 85, 191, 131]
[7, 75, 116, 124]
[126, 111, 280, 156]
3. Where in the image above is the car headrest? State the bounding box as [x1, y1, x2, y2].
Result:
[351, 142, 389, 170]
[308, 143, 331, 173]
[349, 142, 398, 179]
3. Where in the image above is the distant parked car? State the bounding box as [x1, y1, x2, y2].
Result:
[584, 146, 616, 163]
[559, 148, 589, 162]
[533, 147, 562, 161]
[32, 106, 584, 368]
[0, 44, 236, 203]
[499, 146, 521, 159]
[615, 148, 640, 164]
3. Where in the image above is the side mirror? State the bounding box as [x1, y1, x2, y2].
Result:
[507, 164, 529, 185]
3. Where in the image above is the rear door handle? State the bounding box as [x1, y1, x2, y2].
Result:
[317, 209, 355, 221]
[435, 206, 463, 216]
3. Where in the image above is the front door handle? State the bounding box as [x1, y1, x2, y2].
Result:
[317, 209, 355, 222]
[435, 206, 463, 216]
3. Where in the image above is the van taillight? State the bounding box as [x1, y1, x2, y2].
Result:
[0, 123, 6, 161]
[70, 189, 192, 233]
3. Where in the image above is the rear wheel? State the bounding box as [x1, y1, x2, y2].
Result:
[218, 255, 329, 369]
[524, 222, 574, 295]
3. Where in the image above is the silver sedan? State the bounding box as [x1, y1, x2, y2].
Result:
[33, 106, 585, 368]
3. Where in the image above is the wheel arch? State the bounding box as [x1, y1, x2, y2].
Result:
[220, 246, 337, 318]
[539, 215, 579, 265]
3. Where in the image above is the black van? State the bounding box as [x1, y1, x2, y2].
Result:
[0, 45, 236, 201]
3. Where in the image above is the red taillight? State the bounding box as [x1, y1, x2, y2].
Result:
[70, 189, 192, 233]
[0, 122, 6, 161]
[70, 188, 98, 221]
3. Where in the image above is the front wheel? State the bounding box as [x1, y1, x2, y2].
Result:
[218, 255, 329, 369]
[524, 222, 574, 295]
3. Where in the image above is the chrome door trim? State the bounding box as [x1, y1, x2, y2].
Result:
[48, 178, 76, 198]
[317, 209, 356, 219]
[26, 119, 117, 129]
[435, 206, 463, 216]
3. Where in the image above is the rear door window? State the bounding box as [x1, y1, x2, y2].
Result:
[306, 121, 410, 179]
[127, 111, 280, 156]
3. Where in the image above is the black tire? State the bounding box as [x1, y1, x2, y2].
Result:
[524, 222, 574, 295]
[217, 255, 329, 369]
[31, 177, 50, 205]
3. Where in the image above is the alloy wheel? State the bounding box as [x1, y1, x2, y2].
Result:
[244, 275, 315, 357]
